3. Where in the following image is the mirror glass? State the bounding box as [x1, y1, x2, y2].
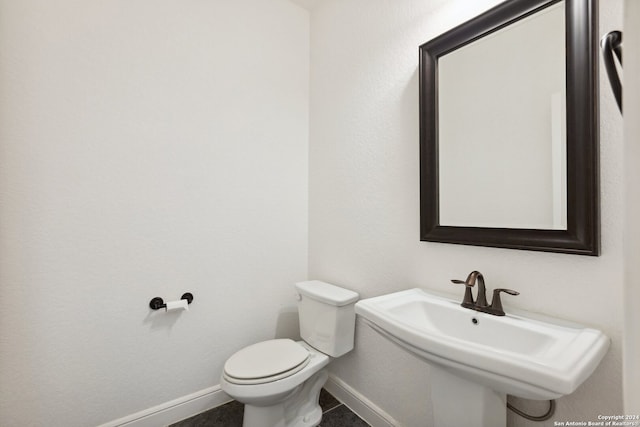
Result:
[438, 3, 566, 229]
[419, 0, 599, 255]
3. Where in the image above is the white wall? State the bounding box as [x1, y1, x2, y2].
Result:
[0, 1, 309, 426]
[624, 0, 640, 414]
[309, 0, 624, 425]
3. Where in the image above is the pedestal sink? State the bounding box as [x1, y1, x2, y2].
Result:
[355, 289, 609, 427]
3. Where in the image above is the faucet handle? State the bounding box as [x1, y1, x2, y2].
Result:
[451, 279, 475, 308]
[488, 288, 520, 316]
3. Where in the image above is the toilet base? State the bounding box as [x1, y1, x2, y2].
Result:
[243, 369, 329, 427]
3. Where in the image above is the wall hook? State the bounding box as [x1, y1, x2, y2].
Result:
[601, 30, 622, 113]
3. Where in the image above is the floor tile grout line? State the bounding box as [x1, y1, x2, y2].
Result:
[321, 403, 345, 416]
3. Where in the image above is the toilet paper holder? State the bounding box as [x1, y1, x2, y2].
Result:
[149, 293, 194, 310]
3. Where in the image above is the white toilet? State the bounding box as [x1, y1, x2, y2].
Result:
[220, 280, 359, 427]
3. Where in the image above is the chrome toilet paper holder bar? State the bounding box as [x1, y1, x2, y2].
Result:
[149, 293, 194, 310]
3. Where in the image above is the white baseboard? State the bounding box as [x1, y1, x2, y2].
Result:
[97, 375, 399, 427]
[324, 374, 402, 427]
[97, 385, 232, 427]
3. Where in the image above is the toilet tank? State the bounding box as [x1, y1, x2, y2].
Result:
[295, 280, 359, 357]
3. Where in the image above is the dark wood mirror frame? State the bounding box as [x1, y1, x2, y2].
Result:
[419, 0, 599, 255]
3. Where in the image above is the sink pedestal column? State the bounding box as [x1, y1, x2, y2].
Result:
[430, 365, 506, 427]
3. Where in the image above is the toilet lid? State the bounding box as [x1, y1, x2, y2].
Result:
[224, 339, 310, 383]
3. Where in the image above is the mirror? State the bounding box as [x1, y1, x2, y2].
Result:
[419, 0, 599, 255]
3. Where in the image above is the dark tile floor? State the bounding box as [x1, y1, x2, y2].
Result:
[169, 389, 370, 427]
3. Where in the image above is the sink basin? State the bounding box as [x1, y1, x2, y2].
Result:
[355, 288, 609, 416]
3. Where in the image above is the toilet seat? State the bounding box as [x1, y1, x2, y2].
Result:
[223, 339, 310, 385]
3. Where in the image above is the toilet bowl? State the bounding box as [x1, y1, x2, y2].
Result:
[221, 340, 330, 426]
[220, 281, 359, 427]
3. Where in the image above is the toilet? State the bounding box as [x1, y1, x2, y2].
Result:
[220, 280, 359, 427]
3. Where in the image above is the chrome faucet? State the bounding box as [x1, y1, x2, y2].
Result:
[451, 271, 519, 316]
